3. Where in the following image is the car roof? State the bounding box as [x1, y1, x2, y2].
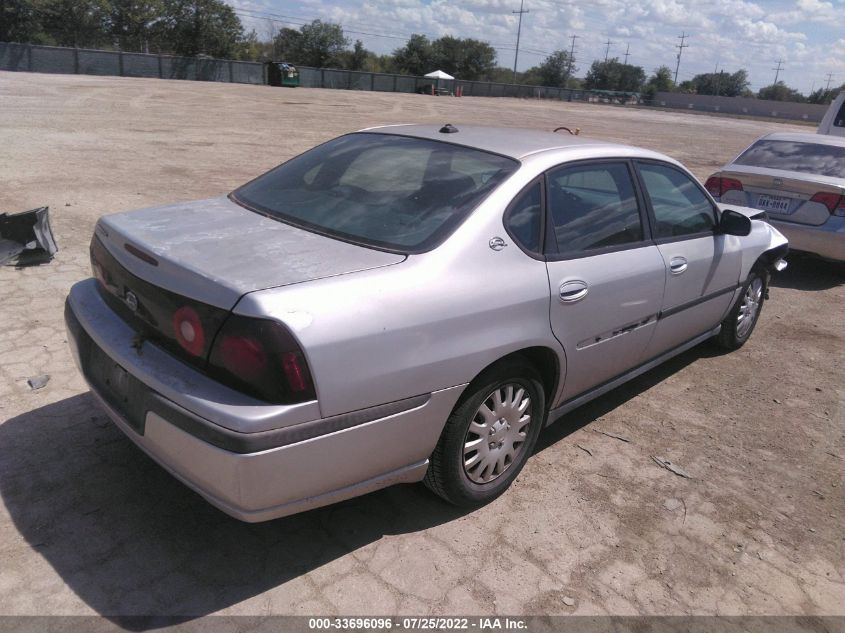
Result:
[758, 132, 845, 148]
[358, 124, 644, 160]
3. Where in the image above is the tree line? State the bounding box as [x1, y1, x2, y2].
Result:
[2, 3, 842, 103]
[2, 0, 248, 58]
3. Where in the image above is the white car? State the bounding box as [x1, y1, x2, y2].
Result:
[818, 92, 845, 137]
[706, 132, 845, 261]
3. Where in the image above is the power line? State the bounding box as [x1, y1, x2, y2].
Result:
[233, 7, 557, 60]
[603, 39, 612, 63]
[772, 59, 784, 85]
[623, 43, 630, 65]
[512, 0, 530, 81]
[825, 72, 833, 90]
[673, 32, 689, 84]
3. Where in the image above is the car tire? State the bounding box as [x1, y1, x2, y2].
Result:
[715, 270, 767, 350]
[424, 359, 545, 506]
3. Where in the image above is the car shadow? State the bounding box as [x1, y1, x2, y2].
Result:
[0, 342, 716, 625]
[535, 343, 713, 452]
[0, 393, 467, 625]
[769, 254, 845, 291]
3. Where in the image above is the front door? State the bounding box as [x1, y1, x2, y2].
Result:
[634, 161, 743, 357]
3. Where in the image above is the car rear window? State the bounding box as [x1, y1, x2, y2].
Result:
[734, 140, 845, 178]
[232, 133, 518, 253]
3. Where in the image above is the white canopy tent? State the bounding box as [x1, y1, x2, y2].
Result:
[424, 70, 455, 80]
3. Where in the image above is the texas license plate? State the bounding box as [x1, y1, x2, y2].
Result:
[757, 194, 792, 214]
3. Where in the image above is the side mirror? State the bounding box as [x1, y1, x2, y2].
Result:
[718, 209, 751, 236]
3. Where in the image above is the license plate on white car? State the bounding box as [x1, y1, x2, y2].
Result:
[757, 194, 792, 214]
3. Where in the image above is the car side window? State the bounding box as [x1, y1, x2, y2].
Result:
[546, 162, 643, 255]
[637, 162, 716, 239]
[505, 181, 542, 253]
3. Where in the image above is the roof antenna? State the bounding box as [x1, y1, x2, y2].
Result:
[553, 126, 580, 135]
[439, 123, 459, 133]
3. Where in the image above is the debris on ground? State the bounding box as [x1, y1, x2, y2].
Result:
[664, 498, 683, 511]
[0, 207, 58, 266]
[27, 374, 50, 390]
[663, 497, 688, 522]
[562, 596, 575, 606]
[593, 429, 631, 443]
[576, 444, 593, 457]
[652, 456, 692, 479]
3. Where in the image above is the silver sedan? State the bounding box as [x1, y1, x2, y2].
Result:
[706, 132, 845, 261]
[65, 125, 788, 522]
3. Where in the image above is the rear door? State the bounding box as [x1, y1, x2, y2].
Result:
[634, 161, 742, 358]
[544, 160, 666, 403]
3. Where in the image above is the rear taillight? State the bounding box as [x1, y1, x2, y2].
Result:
[208, 314, 315, 404]
[705, 175, 743, 198]
[810, 192, 845, 216]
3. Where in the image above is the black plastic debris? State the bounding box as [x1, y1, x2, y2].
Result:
[0, 207, 58, 266]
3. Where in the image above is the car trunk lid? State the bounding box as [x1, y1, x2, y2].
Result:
[95, 196, 406, 309]
[717, 166, 845, 226]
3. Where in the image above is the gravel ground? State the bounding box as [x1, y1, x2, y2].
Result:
[0, 72, 843, 618]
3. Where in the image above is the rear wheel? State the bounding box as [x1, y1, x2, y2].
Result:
[715, 270, 767, 350]
[424, 360, 545, 506]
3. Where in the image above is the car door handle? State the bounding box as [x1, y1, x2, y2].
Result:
[559, 280, 589, 302]
[669, 257, 688, 275]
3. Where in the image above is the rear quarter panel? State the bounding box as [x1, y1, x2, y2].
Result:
[235, 178, 562, 418]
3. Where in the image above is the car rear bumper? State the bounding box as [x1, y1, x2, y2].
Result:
[65, 279, 466, 522]
[769, 216, 845, 262]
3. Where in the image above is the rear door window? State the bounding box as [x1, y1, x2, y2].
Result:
[505, 180, 543, 253]
[546, 162, 644, 256]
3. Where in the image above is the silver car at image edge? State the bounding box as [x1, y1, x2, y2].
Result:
[706, 132, 845, 261]
[65, 125, 788, 522]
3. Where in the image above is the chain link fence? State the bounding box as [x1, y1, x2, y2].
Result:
[3, 42, 826, 123]
[296, 66, 634, 103]
[0, 42, 638, 104]
[0, 42, 264, 85]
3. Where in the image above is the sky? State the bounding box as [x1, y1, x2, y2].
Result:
[230, 0, 845, 94]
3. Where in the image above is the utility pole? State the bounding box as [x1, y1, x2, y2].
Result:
[673, 32, 688, 84]
[512, 0, 529, 83]
[772, 59, 784, 85]
[623, 43, 630, 65]
[825, 73, 833, 90]
[567, 34, 578, 79]
[603, 39, 612, 63]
